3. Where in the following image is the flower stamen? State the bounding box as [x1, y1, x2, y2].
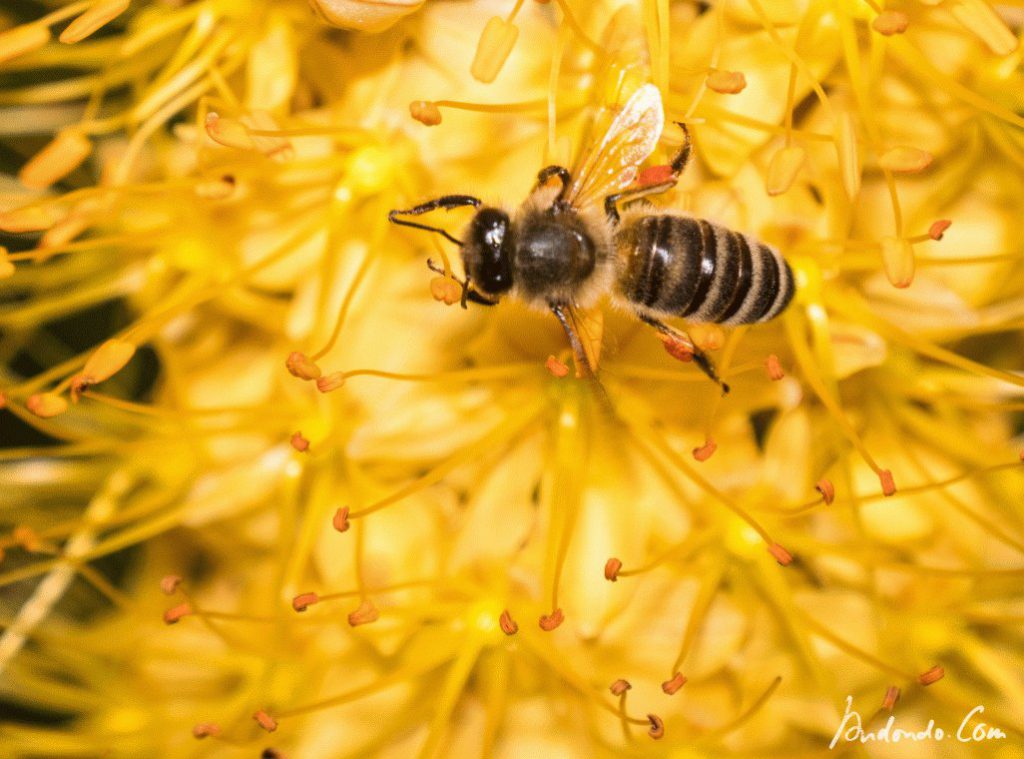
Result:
[882, 685, 900, 710]
[661, 672, 687, 695]
[499, 609, 518, 635]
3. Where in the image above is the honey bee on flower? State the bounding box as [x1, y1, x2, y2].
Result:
[390, 82, 794, 393]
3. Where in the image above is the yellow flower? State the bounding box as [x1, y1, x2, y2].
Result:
[1, 0, 1023, 757]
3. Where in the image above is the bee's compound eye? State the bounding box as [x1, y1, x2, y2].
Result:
[469, 208, 514, 294]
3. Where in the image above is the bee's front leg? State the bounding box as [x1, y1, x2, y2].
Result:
[535, 165, 570, 200]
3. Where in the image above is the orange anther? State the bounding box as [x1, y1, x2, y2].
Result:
[410, 101, 442, 126]
[918, 665, 944, 686]
[430, 276, 461, 305]
[692, 438, 717, 462]
[604, 557, 622, 582]
[872, 10, 910, 35]
[348, 600, 379, 626]
[499, 609, 518, 635]
[928, 219, 952, 240]
[191, 723, 221, 739]
[768, 543, 794, 566]
[285, 351, 321, 380]
[815, 478, 835, 505]
[316, 372, 346, 393]
[290, 432, 310, 453]
[163, 602, 193, 624]
[765, 354, 785, 381]
[332, 507, 350, 533]
[882, 685, 901, 710]
[879, 469, 897, 496]
[253, 709, 278, 732]
[609, 679, 632, 696]
[292, 592, 319, 612]
[662, 673, 687, 695]
[647, 714, 665, 740]
[539, 608, 564, 631]
[545, 355, 570, 378]
[706, 69, 747, 94]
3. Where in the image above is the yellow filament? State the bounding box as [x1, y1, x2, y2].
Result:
[671, 559, 725, 673]
[518, 635, 651, 725]
[616, 689, 634, 743]
[795, 609, 916, 680]
[348, 402, 544, 519]
[314, 579, 441, 603]
[698, 103, 834, 141]
[697, 677, 783, 741]
[827, 291, 1024, 389]
[432, 97, 548, 114]
[506, 0, 526, 22]
[342, 364, 538, 384]
[630, 422, 776, 546]
[552, 0, 603, 54]
[276, 652, 454, 719]
[310, 246, 375, 361]
[419, 641, 484, 759]
[783, 63, 797, 146]
[783, 310, 886, 474]
[71, 562, 133, 610]
[617, 530, 715, 578]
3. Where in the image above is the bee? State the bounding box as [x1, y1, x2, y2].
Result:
[388, 84, 794, 392]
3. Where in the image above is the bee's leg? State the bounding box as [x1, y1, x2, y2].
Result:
[466, 291, 498, 307]
[536, 166, 571, 200]
[604, 123, 693, 223]
[637, 313, 730, 395]
[388, 194, 481, 245]
[669, 122, 692, 176]
[604, 181, 676, 223]
[551, 303, 595, 378]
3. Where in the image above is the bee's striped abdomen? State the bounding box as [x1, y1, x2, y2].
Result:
[616, 214, 794, 325]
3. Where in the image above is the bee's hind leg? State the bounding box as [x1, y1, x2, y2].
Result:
[669, 122, 692, 175]
[637, 313, 730, 395]
[604, 123, 693, 223]
[605, 181, 676, 223]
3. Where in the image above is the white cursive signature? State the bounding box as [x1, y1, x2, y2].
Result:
[829, 697, 1008, 749]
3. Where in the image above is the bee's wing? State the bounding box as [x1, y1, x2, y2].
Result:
[564, 304, 603, 375]
[565, 83, 665, 211]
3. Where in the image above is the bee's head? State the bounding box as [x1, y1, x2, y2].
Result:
[462, 207, 514, 296]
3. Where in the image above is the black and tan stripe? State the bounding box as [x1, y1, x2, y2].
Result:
[616, 214, 795, 325]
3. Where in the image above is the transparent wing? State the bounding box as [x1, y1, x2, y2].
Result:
[565, 83, 665, 211]
[565, 304, 603, 374]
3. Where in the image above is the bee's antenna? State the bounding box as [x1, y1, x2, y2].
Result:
[388, 194, 481, 246]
